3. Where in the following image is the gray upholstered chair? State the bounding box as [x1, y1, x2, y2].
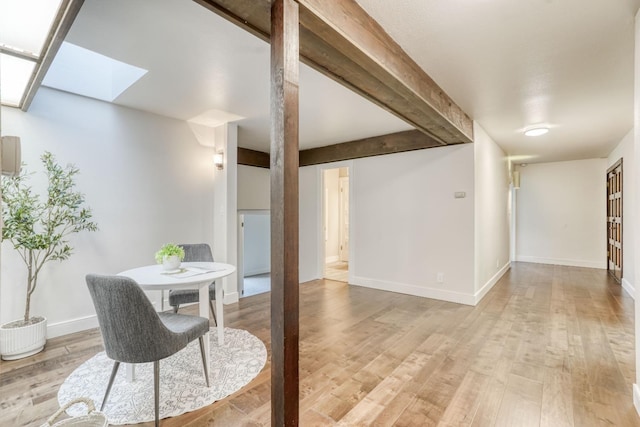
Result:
[86, 274, 210, 427]
[168, 243, 217, 325]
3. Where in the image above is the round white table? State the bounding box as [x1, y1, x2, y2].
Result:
[118, 261, 235, 381]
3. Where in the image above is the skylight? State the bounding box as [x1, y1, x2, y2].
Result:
[42, 42, 148, 102]
[0, 0, 62, 57]
[0, 0, 82, 109]
[0, 54, 36, 106]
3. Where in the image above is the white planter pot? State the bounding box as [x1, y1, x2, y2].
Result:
[162, 255, 181, 271]
[0, 316, 47, 360]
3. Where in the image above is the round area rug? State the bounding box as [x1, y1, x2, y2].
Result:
[58, 328, 266, 425]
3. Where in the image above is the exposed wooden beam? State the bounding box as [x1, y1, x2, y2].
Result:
[193, 0, 474, 145]
[296, 27, 448, 144]
[238, 147, 271, 168]
[21, 0, 85, 111]
[236, 130, 450, 168]
[299, 130, 445, 166]
[194, 0, 270, 41]
[295, 2, 470, 145]
[270, 0, 300, 425]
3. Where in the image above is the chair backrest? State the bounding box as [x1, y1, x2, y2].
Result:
[178, 243, 214, 262]
[86, 274, 181, 363]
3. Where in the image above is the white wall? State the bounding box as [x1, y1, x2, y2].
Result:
[0, 88, 216, 337]
[516, 158, 607, 268]
[633, 11, 640, 411]
[299, 144, 476, 304]
[238, 165, 270, 210]
[299, 165, 321, 283]
[212, 123, 239, 303]
[243, 213, 270, 276]
[474, 123, 511, 301]
[324, 168, 340, 262]
[608, 129, 634, 298]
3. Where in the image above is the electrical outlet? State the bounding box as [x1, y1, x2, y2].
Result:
[437, 272, 444, 283]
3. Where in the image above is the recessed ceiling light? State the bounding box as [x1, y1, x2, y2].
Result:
[524, 127, 549, 137]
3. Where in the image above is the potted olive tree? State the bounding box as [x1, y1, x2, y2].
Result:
[0, 152, 97, 360]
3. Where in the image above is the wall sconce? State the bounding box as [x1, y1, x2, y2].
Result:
[213, 151, 224, 170]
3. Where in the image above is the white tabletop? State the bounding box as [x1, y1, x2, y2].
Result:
[118, 262, 236, 290]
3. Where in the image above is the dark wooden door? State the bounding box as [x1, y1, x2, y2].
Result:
[607, 159, 623, 282]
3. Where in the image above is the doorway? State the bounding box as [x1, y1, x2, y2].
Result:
[606, 159, 622, 282]
[238, 210, 271, 297]
[323, 167, 349, 282]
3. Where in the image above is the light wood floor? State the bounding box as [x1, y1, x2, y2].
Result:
[1, 262, 638, 426]
[324, 261, 348, 283]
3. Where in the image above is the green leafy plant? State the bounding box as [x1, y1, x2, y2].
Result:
[1, 152, 98, 324]
[155, 243, 185, 264]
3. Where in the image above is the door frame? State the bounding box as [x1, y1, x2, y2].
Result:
[606, 158, 623, 282]
[317, 161, 354, 283]
[339, 176, 349, 262]
[237, 209, 271, 297]
[238, 212, 245, 296]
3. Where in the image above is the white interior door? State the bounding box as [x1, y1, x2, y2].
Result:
[607, 160, 623, 282]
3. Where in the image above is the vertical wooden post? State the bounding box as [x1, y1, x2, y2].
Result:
[270, 0, 299, 426]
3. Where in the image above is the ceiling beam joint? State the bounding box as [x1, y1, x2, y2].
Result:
[21, 0, 85, 111]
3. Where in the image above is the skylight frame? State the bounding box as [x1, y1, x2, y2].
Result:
[0, 0, 63, 57]
[0, 53, 37, 107]
[0, 0, 84, 110]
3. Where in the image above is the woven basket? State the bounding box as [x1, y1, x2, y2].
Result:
[41, 398, 108, 427]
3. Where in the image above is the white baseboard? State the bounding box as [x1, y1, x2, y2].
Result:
[244, 267, 270, 277]
[351, 276, 475, 306]
[48, 294, 172, 338]
[47, 315, 98, 339]
[634, 384, 640, 417]
[475, 262, 510, 304]
[622, 278, 635, 300]
[515, 255, 606, 269]
[325, 255, 339, 263]
[224, 292, 239, 304]
[46, 290, 240, 340]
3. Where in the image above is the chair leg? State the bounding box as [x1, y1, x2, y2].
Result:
[198, 336, 210, 387]
[154, 361, 160, 427]
[101, 361, 120, 411]
[209, 300, 217, 326]
[173, 305, 179, 314]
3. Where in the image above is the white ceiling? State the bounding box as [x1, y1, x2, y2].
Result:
[54, 0, 640, 162]
[59, 0, 412, 152]
[356, 0, 640, 163]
